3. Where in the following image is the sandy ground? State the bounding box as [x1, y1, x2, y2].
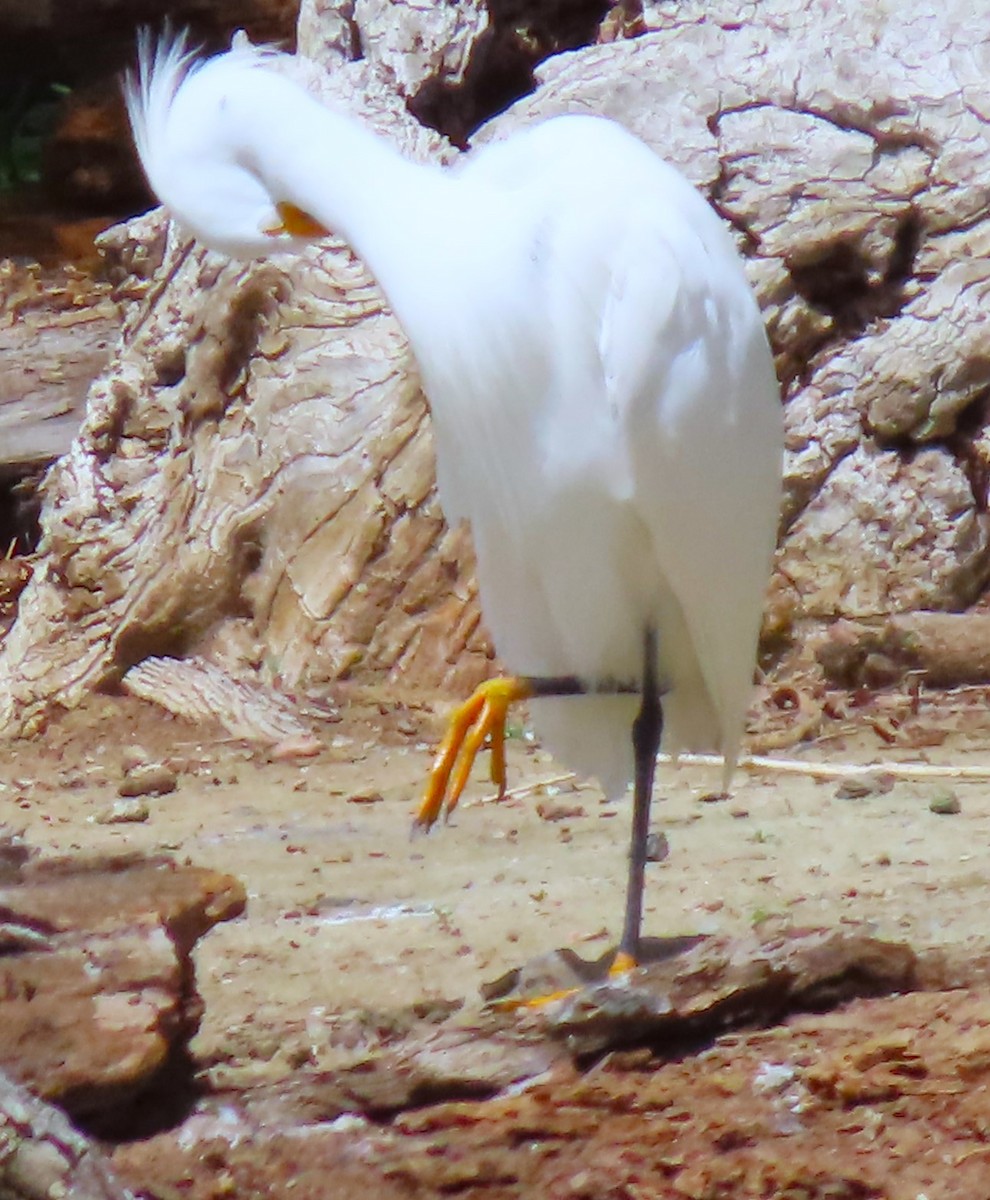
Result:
[8, 683, 990, 1094]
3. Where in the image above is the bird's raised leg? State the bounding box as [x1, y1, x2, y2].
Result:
[612, 627, 662, 976]
[415, 674, 588, 830]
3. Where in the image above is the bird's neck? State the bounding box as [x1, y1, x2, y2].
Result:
[247, 102, 458, 325]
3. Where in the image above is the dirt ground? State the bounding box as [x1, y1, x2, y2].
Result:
[9, 683, 990, 1197]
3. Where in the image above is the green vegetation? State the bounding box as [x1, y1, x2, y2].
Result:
[0, 81, 69, 191]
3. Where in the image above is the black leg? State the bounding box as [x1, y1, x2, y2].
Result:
[618, 627, 663, 962]
[523, 674, 638, 698]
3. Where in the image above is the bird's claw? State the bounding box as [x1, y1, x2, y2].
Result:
[488, 948, 640, 1010]
[415, 676, 531, 830]
[608, 950, 638, 977]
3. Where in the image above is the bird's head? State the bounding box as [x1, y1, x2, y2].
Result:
[124, 30, 330, 259]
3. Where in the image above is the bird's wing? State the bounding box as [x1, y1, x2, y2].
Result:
[598, 198, 781, 764]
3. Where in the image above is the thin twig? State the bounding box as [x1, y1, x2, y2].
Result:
[465, 771, 579, 806]
[730, 752, 990, 782]
[466, 751, 990, 806]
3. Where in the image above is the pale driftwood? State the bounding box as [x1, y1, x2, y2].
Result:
[0, 266, 117, 474]
[351, 0, 488, 96]
[816, 611, 990, 689]
[6, 0, 990, 739]
[122, 655, 327, 745]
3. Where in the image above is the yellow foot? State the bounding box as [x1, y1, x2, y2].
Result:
[608, 950, 638, 978]
[493, 950, 640, 1010]
[415, 676, 532, 830]
[491, 987, 582, 1011]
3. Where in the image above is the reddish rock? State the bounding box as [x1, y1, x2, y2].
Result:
[109, 986, 990, 1200]
[0, 855, 245, 1123]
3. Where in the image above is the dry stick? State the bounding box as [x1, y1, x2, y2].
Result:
[470, 751, 990, 806]
[687, 751, 990, 782]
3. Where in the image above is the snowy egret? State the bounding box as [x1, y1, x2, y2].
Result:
[126, 33, 782, 972]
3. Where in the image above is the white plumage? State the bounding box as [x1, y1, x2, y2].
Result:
[126, 33, 782, 960]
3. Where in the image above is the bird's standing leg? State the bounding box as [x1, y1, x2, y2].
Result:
[612, 627, 662, 974]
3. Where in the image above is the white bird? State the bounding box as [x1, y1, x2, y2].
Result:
[126, 32, 782, 973]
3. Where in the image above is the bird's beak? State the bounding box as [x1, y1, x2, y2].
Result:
[264, 201, 331, 240]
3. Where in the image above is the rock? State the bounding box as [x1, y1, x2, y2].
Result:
[535, 800, 586, 822]
[480, 948, 610, 1005]
[928, 788, 961, 815]
[527, 928, 919, 1057]
[120, 745, 151, 772]
[0, 853, 245, 1127]
[834, 772, 895, 800]
[105, 986, 990, 1200]
[644, 830, 669, 862]
[0, 827, 33, 884]
[117, 761, 177, 798]
[93, 797, 151, 823]
[0, 1070, 130, 1199]
[270, 734, 322, 760]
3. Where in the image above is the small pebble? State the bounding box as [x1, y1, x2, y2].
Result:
[121, 745, 152, 772]
[94, 798, 151, 824]
[928, 788, 961, 815]
[119, 763, 177, 798]
[645, 830, 670, 863]
[347, 791, 384, 805]
[536, 800, 586, 822]
[270, 734, 321, 760]
[57, 770, 89, 791]
[835, 771, 893, 800]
